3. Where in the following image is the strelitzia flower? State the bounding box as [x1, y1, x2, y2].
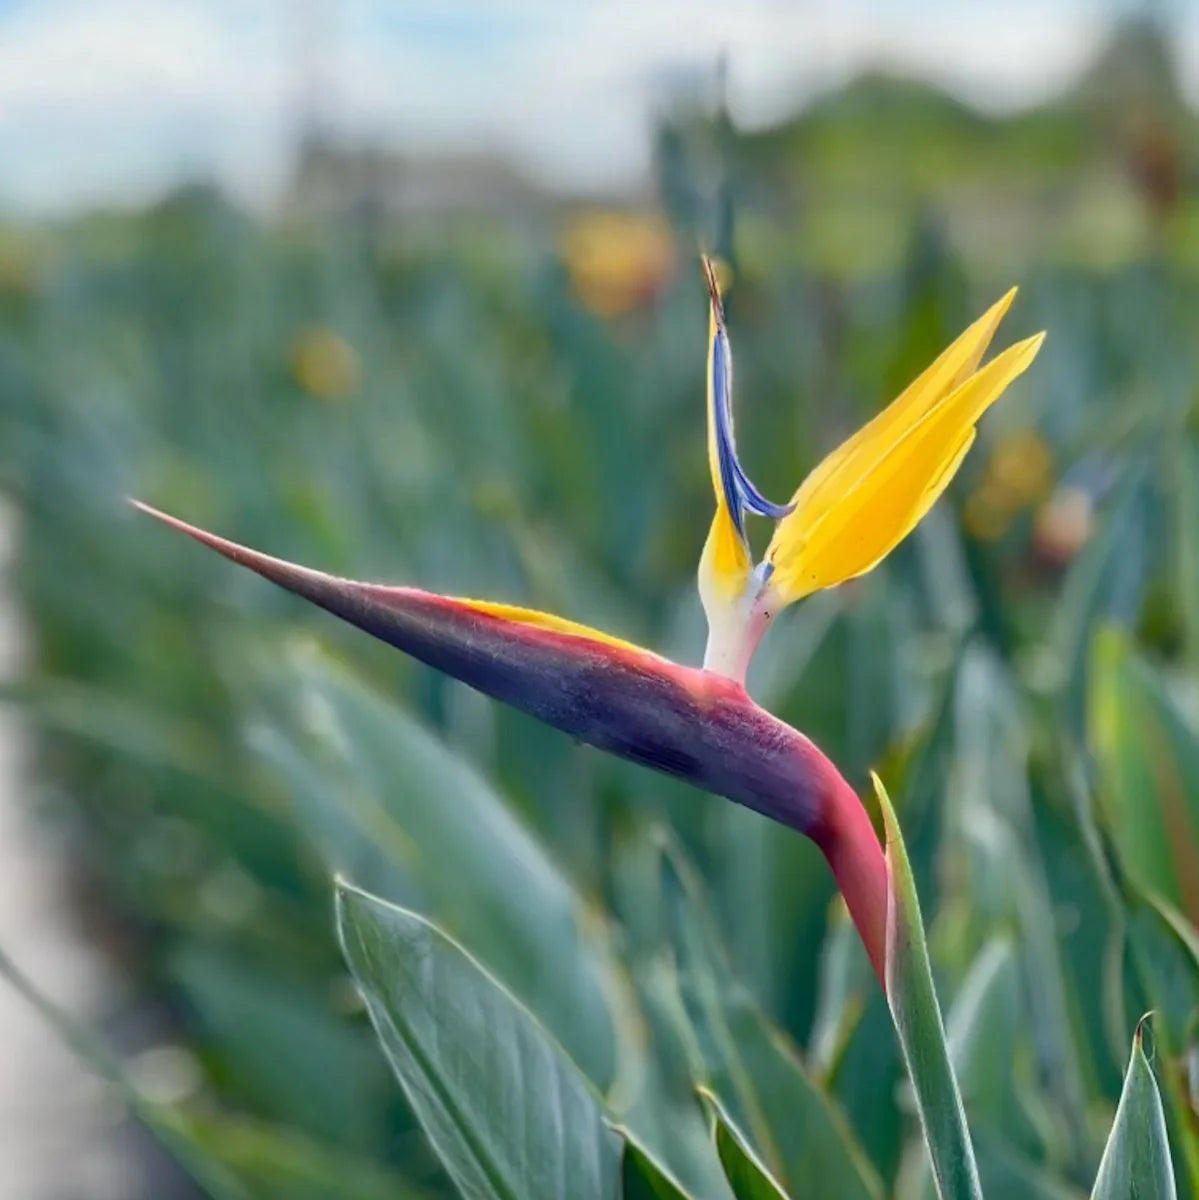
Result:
[133, 262, 1042, 985]
[698, 258, 1043, 679]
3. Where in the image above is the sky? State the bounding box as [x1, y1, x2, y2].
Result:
[0, 0, 1191, 215]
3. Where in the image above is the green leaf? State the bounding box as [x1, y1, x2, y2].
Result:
[335, 879, 622, 1200]
[0, 940, 428, 1200]
[167, 942, 387, 1152]
[950, 648, 1091, 1164]
[660, 843, 882, 1200]
[700, 1090, 790, 1200]
[875, 774, 983, 1200]
[944, 938, 1025, 1135]
[618, 954, 736, 1200]
[174, 1113, 431, 1200]
[1091, 1019, 1177, 1200]
[1122, 895, 1199, 1193]
[1172, 438, 1199, 670]
[1051, 461, 1152, 731]
[256, 647, 617, 1087]
[972, 1134, 1087, 1200]
[622, 1139, 701, 1200]
[808, 900, 870, 1078]
[605, 831, 737, 1200]
[1090, 630, 1199, 929]
[1067, 766, 1199, 1194]
[939, 942, 1078, 1199]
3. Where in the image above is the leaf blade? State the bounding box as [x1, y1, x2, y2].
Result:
[875, 774, 983, 1200]
[701, 1090, 790, 1200]
[1091, 1019, 1177, 1200]
[335, 880, 622, 1200]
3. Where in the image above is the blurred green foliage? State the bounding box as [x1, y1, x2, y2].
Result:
[4, 18, 1199, 1198]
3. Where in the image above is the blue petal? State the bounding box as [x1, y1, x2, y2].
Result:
[733, 457, 796, 520]
[710, 313, 794, 537]
[712, 328, 747, 538]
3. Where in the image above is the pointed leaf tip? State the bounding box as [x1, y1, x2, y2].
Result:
[1135, 1011, 1155, 1051]
[699, 1088, 790, 1200]
[1092, 1017, 1177, 1200]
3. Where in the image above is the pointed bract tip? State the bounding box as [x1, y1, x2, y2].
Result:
[701, 254, 726, 324]
[129, 499, 259, 562]
[129, 498, 199, 537]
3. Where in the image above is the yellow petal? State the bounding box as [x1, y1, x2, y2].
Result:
[767, 331, 1044, 603]
[705, 282, 726, 503]
[782, 288, 1018, 531]
[460, 598, 656, 657]
[698, 503, 756, 679]
[699, 255, 753, 602]
[699, 503, 752, 602]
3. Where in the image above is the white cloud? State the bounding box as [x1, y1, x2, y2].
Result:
[0, 0, 1178, 214]
[0, 0, 291, 209]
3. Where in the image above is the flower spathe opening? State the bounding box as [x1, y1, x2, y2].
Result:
[696, 261, 1043, 685]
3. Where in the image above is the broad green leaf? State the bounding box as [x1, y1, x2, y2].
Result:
[918, 941, 1068, 1200]
[945, 938, 1025, 1135]
[622, 1139, 701, 1200]
[167, 942, 387, 1152]
[1090, 630, 1199, 928]
[660, 843, 882, 1200]
[875, 774, 983, 1200]
[618, 954, 736, 1200]
[256, 646, 617, 1087]
[1091, 1021, 1177, 1200]
[1123, 895, 1199, 1194]
[171, 1113, 431, 1200]
[606, 829, 738, 1200]
[829, 982, 906, 1182]
[1127, 898, 1199, 1051]
[808, 899, 870, 1078]
[0, 929, 425, 1199]
[951, 647, 1090, 1162]
[335, 880, 622, 1200]
[8, 675, 244, 792]
[1050, 461, 1152, 732]
[1067, 765, 1199, 1195]
[1173, 439, 1199, 670]
[972, 1134, 1086, 1200]
[700, 1090, 789, 1200]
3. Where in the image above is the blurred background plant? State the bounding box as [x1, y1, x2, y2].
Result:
[3, 3, 1199, 1197]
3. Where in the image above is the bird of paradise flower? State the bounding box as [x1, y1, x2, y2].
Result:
[133, 259, 1042, 987]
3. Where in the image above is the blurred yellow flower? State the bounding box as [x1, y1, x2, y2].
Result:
[963, 430, 1054, 540]
[561, 211, 674, 317]
[988, 431, 1053, 508]
[290, 326, 360, 401]
[0, 231, 45, 297]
